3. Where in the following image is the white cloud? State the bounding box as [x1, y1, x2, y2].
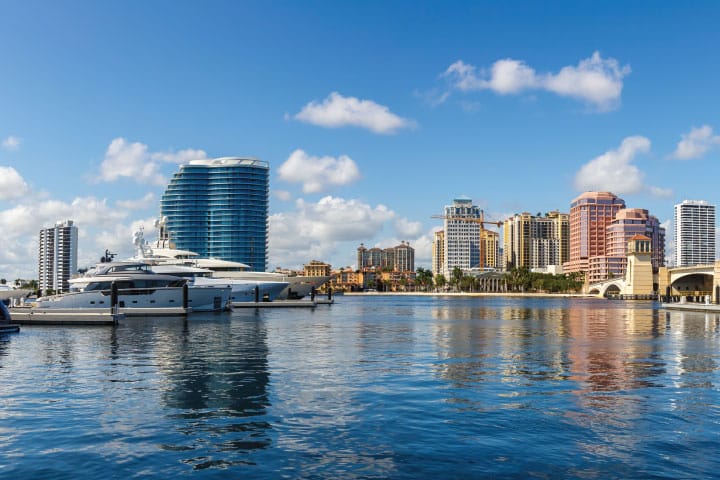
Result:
[273, 190, 292, 201]
[294, 92, 415, 134]
[443, 51, 630, 110]
[115, 193, 156, 210]
[269, 196, 395, 268]
[2, 136, 21, 150]
[91, 217, 158, 267]
[96, 137, 207, 185]
[278, 149, 361, 193]
[394, 217, 422, 238]
[671, 125, 720, 160]
[648, 186, 674, 199]
[0, 197, 127, 242]
[0, 166, 29, 200]
[414, 88, 451, 106]
[151, 148, 208, 164]
[0, 194, 142, 277]
[574, 136, 650, 194]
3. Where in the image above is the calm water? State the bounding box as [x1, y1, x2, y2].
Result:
[1, 296, 720, 479]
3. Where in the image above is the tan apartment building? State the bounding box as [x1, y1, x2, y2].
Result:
[503, 211, 569, 271]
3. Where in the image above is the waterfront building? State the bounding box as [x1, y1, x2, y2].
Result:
[674, 200, 716, 266]
[356, 242, 414, 272]
[330, 267, 370, 292]
[442, 197, 483, 277]
[357, 245, 383, 269]
[393, 241, 415, 272]
[481, 229, 500, 270]
[160, 157, 269, 271]
[564, 191, 626, 277]
[38, 220, 78, 294]
[304, 260, 331, 278]
[432, 230, 445, 276]
[357, 244, 367, 269]
[503, 211, 569, 271]
[609, 209, 664, 269]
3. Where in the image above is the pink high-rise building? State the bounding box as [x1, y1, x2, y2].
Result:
[564, 191, 626, 276]
[588, 208, 665, 283]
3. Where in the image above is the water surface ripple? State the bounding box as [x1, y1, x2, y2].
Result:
[1, 297, 719, 478]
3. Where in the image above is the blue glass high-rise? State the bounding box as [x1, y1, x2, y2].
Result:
[160, 158, 269, 271]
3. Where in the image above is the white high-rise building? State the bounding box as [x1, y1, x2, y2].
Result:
[442, 197, 482, 277]
[39, 220, 78, 294]
[674, 200, 716, 266]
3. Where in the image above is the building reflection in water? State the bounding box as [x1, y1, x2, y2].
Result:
[429, 300, 696, 461]
[152, 312, 271, 469]
[661, 310, 720, 415]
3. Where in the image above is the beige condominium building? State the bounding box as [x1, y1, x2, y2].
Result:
[503, 211, 569, 271]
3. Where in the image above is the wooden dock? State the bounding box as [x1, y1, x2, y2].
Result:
[9, 307, 124, 325]
[120, 307, 190, 316]
[232, 300, 319, 308]
[661, 302, 720, 313]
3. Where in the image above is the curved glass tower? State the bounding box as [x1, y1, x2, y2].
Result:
[160, 157, 269, 271]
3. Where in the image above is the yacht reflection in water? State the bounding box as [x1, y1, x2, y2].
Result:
[157, 313, 271, 469]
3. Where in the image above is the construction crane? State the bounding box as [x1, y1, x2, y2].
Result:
[431, 210, 503, 271]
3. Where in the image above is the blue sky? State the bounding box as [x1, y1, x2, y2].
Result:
[1, 1, 719, 278]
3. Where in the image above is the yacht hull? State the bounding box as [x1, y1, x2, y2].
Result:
[209, 272, 331, 299]
[34, 285, 231, 312]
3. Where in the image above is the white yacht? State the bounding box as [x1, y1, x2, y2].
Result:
[132, 224, 330, 300]
[149, 264, 288, 303]
[42, 262, 231, 312]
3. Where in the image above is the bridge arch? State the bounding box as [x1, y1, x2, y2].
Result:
[669, 272, 713, 296]
[588, 280, 624, 297]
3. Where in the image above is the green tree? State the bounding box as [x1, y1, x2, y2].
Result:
[415, 267, 434, 292]
[435, 274, 447, 291]
[451, 266, 464, 292]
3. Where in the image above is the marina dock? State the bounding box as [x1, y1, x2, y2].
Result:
[232, 300, 324, 308]
[660, 302, 720, 313]
[9, 307, 124, 325]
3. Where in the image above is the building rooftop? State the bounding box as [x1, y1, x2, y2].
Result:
[188, 157, 268, 168]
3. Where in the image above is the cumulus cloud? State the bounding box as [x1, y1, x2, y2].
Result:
[278, 149, 361, 193]
[294, 92, 415, 134]
[269, 196, 395, 268]
[2, 136, 21, 150]
[115, 193, 156, 210]
[671, 125, 720, 160]
[0, 197, 127, 242]
[0, 166, 29, 200]
[394, 217, 422, 238]
[96, 137, 207, 185]
[443, 51, 630, 110]
[0, 194, 141, 277]
[273, 190, 292, 201]
[648, 186, 674, 199]
[574, 136, 650, 194]
[91, 216, 159, 267]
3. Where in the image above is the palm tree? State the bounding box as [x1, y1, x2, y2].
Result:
[451, 266, 464, 292]
[435, 274, 447, 291]
[415, 267, 434, 292]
